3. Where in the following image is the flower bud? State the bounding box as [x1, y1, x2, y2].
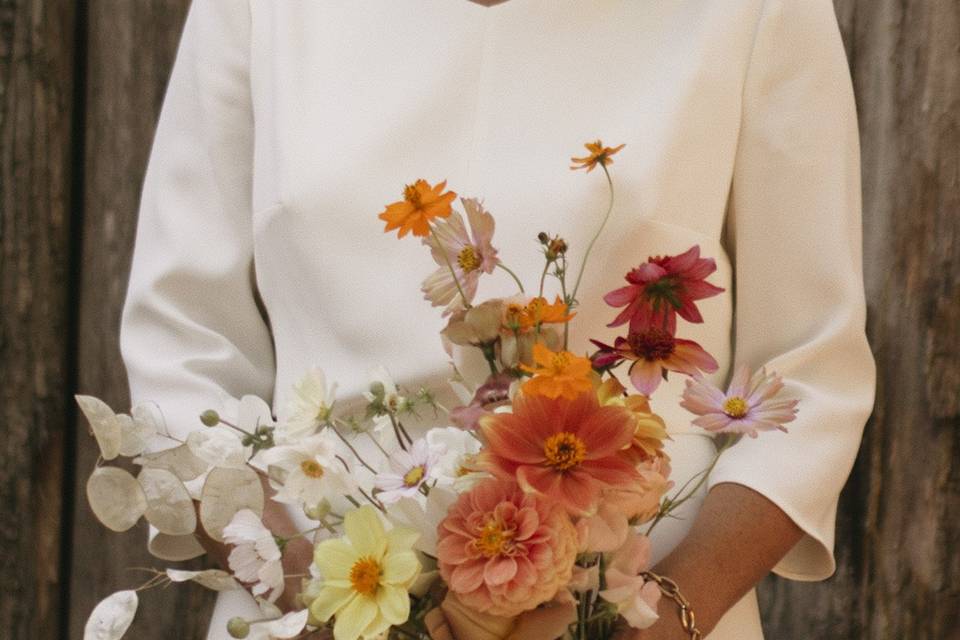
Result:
[226, 617, 250, 638]
[537, 231, 550, 244]
[200, 409, 220, 427]
[303, 498, 332, 521]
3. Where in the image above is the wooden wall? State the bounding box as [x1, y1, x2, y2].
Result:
[0, 1, 956, 638]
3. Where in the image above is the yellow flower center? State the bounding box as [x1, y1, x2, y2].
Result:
[457, 245, 482, 273]
[403, 182, 422, 207]
[543, 432, 587, 471]
[723, 396, 749, 418]
[549, 352, 571, 373]
[476, 520, 512, 558]
[315, 402, 331, 422]
[300, 459, 325, 479]
[349, 556, 382, 596]
[403, 465, 426, 487]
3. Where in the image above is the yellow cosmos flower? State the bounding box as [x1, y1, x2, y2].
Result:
[520, 342, 595, 400]
[310, 506, 421, 640]
[569, 139, 626, 173]
[378, 178, 457, 238]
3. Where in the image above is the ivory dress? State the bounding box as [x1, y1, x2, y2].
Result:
[118, 1, 877, 638]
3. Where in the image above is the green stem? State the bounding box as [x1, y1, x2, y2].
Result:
[645, 437, 736, 536]
[496, 262, 525, 293]
[538, 259, 551, 298]
[329, 422, 377, 474]
[430, 226, 471, 309]
[570, 164, 615, 304]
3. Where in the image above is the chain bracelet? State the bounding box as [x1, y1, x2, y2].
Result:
[640, 570, 704, 640]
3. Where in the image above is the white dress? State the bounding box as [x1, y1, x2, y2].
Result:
[118, 1, 877, 638]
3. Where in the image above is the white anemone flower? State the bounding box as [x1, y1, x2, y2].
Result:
[373, 439, 444, 504]
[222, 509, 284, 603]
[279, 367, 337, 444]
[261, 431, 356, 508]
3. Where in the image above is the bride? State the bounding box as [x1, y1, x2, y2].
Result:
[118, 0, 877, 637]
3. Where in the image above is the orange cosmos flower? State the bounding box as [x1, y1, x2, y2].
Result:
[520, 342, 594, 400]
[378, 178, 457, 238]
[478, 390, 640, 516]
[569, 139, 626, 173]
[502, 295, 576, 333]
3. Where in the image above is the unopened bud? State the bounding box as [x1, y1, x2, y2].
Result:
[226, 617, 250, 638]
[537, 231, 550, 244]
[368, 381, 385, 398]
[548, 237, 568, 256]
[200, 409, 220, 426]
[303, 498, 332, 521]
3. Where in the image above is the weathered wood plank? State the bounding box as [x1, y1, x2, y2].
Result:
[0, 0, 77, 637]
[68, 1, 214, 638]
[757, 1, 960, 638]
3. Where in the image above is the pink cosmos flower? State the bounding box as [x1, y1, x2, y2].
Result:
[590, 328, 719, 395]
[599, 534, 661, 630]
[421, 197, 499, 316]
[603, 245, 724, 333]
[436, 478, 578, 617]
[477, 390, 640, 516]
[680, 363, 800, 438]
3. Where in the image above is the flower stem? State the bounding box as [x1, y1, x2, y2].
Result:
[328, 422, 377, 474]
[496, 262, 525, 293]
[538, 259, 551, 298]
[430, 226, 471, 309]
[570, 164, 615, 304]
[645, 436, 736, 536]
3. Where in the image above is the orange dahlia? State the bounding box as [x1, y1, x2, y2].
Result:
[478, 390, 639, 516]
[378, 178, 457, 238]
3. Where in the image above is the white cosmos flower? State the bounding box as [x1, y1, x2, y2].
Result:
[260, 431, 355, 507]
[425, 427, 485, 490]
[390, 486, 459, 556]
[278, 367, 337, 444]
[222, 509, 284, 603]
[374, 438, 444, 504]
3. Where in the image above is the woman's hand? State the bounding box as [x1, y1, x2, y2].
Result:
[193, 474, 314, 613]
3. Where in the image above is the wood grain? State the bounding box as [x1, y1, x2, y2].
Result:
[0, 0, 77, 637]
[67, 1, 214, 638]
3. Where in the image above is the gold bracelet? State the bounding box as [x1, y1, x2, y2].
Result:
[640, 570, 704, 640]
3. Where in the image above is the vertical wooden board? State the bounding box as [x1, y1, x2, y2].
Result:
[68, 1, 214, 638]
[0, 0, 77, 638]
[757, 1, 960, 638]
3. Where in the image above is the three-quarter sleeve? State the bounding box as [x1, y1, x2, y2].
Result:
[706, 0, 877, 581]
[118, 0, 276, 558]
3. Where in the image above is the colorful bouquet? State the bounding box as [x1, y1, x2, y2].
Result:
[78, 140, 799, 640]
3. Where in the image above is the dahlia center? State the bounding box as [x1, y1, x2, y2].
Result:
[403, 464, 426, 487]
[628, 328, 675, 361]
[476, 520, 513, 557]
[349, 556, 382, 596]
[457, 245, 482, 272]
[300, 459, 325, 479]
[543, 432, 587, 471]
[723, 396, 749, 418]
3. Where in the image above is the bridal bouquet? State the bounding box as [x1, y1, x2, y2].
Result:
[78, 140, 799, 640]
